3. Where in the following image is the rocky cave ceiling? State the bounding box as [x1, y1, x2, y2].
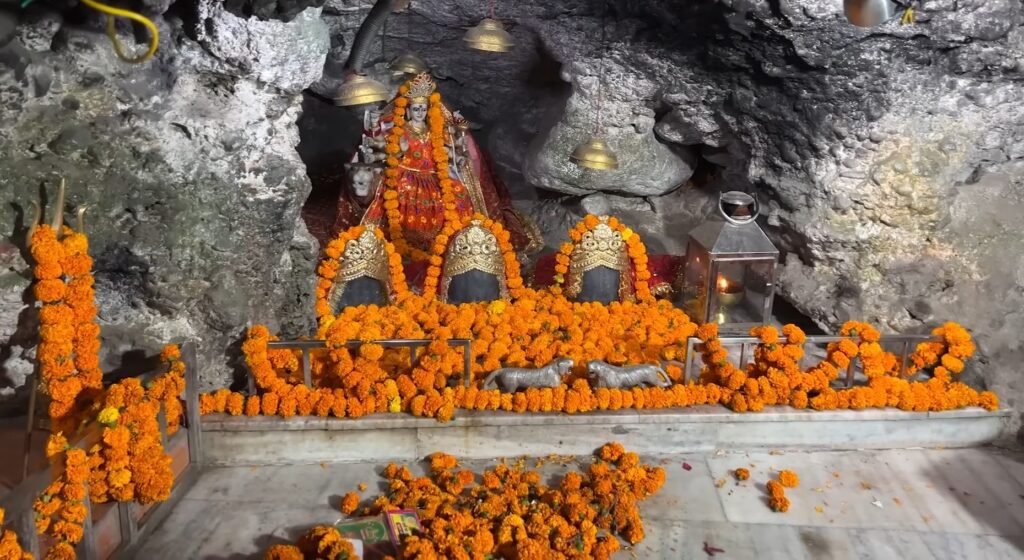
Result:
[1, 0, 1023, 437]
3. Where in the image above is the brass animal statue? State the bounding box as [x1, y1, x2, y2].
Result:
[482, 358, 574, 392]
[586, 360, 672, 389]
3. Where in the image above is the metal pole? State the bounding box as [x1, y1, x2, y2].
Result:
[461, 340, 472, 387]
[302, 349, 312, 388]
[900, 340, 910, 378]
[22, 373, 38, 482]
[684, 337, 698, 383]
[182, 341, 203, 466]
[78, 489, 98, 560]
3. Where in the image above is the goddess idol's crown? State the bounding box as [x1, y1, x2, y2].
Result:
[404, 72, 437, 102]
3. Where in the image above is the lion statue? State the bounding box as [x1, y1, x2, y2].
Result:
[587, 360, 672, 389]
[482, 358, 574, 393]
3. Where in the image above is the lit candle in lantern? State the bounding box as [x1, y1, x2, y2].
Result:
[716, 273, 744, 307]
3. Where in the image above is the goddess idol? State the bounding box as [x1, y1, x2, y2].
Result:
[338, 72, 541, 260]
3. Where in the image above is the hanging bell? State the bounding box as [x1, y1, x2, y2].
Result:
[464, 18, 514, 53]
[569, 136, 619, 171]
[333, 72, 390, 107]
[844, 0, 899, 27]
[388, 52, 429, 76]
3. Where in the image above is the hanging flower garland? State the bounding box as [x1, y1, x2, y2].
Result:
[314, 225, 409, 330]
[905, 321, 975, 380]
[60, 228, 103, 395]
[382, 86, 460, 261]
[34, 445, 89, 551]
[422, 212, 526, 301]
[552, 215, 653, 302]
[31, 225, 81, 428]
[148, 344, 187, 435]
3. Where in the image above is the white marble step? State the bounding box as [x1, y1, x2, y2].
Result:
[199, 406, 1010, 466]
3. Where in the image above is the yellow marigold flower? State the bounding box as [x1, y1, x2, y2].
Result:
[97, 406, 120, 426]
[108, 468, 132, 488]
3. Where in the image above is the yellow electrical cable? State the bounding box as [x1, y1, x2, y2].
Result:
[900, 7, 915, 25]
[80, 0, 159, 64]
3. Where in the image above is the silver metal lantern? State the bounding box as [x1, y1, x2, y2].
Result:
[678, 191, 779, 333]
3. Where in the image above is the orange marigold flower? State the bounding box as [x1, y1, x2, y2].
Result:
[734, 468, 750, 481]
[769, 495, 790, 513]
[340, 492, 360, 515]
[778, 470, 799, 488]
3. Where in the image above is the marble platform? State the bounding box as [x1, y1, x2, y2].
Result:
[134, 447, 1024, 559]
[200, 406, 1010, 466]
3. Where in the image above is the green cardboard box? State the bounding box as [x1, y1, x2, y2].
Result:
[335, 516, 395, 559]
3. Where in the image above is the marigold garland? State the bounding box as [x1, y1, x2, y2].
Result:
[61, 228, 102, 394]
[694, 322, 998, 414]
[315, 225, 410, 330]
[422, 213, 526, 301]
[384, 85, 460, 261]
[553, 214, 653, 302]
[205, 306, 997, 424]
[29, 223, 184, 557]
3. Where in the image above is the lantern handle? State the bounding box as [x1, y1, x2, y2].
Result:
[718, 191, 759, 225]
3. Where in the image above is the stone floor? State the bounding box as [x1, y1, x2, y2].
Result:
[135, 446, 1024, 559]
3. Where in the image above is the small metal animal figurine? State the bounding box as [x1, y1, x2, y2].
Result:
[482, 358, 574, 393]
[587, 360, 672, 389]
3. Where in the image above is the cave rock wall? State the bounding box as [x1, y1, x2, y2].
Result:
[0, 1, 330, 404]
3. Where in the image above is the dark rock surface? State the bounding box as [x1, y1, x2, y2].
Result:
[0, 3, 328, 403]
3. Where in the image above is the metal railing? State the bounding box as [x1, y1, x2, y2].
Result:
[4, 341, 203, 560]
[255, 338, 475, 391]
[682, 334, 941, 386]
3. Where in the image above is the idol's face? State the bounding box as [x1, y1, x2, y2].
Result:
[409, 101, 428, 123]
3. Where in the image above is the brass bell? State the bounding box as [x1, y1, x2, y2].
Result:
[844, 0, 898, 27]
[569, 136, 619, 171]
[464, 18, 514, 53]
[334, 73, 390, 107]
[388, 52, 429, 76]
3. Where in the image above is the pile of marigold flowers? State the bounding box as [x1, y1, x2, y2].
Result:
[265, 443, 664, 559]
[265, 526, 360, 560]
